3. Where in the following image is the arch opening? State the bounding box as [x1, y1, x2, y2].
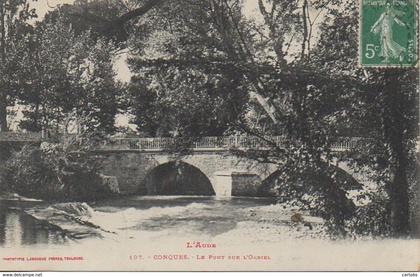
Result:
[258, 164, 363, 197]
[140, 161, 215, 196]
[258, 170, 282, 197]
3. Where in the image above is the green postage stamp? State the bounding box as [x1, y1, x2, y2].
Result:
[360, 0, 417, 67]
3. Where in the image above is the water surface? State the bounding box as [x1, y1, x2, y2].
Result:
[0, 196, 275, 247]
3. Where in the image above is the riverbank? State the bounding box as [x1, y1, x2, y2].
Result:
[0, 192, 43, 202]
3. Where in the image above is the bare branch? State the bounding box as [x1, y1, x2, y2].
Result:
[69, 0, 166, 35]
[113, 0, 166, 26]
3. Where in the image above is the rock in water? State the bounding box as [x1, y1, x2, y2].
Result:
[25, 202, 115, 240]
[100, 174, 120, 194]
[291, 213, 303, 223]
[52, 202, 94, 217]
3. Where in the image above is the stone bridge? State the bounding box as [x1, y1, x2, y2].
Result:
[96, 136, 361, 197]
[0, 132, 364, 197]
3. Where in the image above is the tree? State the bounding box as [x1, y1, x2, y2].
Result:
[18, 18, 90, 133]
[53, 0, 165, 44]
[0, 0, 37, 131]
[1, 135, 112, 201]
[79, 39, 122, 134]
[310, 0, 418, 236]
[128, 65, 247, 137]
[18, 16, 121, 136]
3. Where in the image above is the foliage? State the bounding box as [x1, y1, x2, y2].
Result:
[128, 65, 247, 137]
[312, 0, 417, 236]
[2, 145, 58, 198]
[1, 137, 112, 201]
[43, 0, 153, 45]
[345, 191, 392, 238]
[259, 162, 360, 236]
[126, 0, 250, 138]
[17, 16, 122, 135]
[79, 39, 122, 134]
[0, 0, 38, 131]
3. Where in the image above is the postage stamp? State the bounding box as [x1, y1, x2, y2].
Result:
[360, 0, 417, 67]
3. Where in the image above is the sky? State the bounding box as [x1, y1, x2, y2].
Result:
[33, 0, 74, 15]
[31, 0, 75, 21]
[32, 0, 258, 17]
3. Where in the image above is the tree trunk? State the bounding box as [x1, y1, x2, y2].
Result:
[388, 157, 410, 236]
[383, 70, 411, 237]
[388, 117, 410, 236]
[0, 4, 6, 132]
[0, 91, 7, 132]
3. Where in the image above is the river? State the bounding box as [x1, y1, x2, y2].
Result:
[1, 196, 419, 271]
[0, 195, 277, 247]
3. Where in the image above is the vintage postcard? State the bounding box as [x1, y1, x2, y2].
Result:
[0, 0, 419, 272]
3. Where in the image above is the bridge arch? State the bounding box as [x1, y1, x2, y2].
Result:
[139, 161, 215, 196]
[100, 151, 279, 196]
[257, 163, 364, 197]
[258, 170, 282, 197]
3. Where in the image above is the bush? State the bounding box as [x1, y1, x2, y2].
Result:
[2, 145, 58, 198]
[0, 141, 22, 194]
[345, 191, 391, 238]
[1, 138, 113, 201]
[260, 165, 357, 237]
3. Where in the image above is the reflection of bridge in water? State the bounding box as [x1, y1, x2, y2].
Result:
[0, 132, 366, 197]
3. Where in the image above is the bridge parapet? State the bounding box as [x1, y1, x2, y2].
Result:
[100, 136, 363, 152]
[0, 132, 365, 152]
[99, 136, 286, 152]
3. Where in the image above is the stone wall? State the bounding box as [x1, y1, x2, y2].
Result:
[99, 150, 277, 196]
[231, 172, 262, 196]
[100, 152, 160, 194]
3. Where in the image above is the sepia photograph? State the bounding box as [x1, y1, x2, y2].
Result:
[0, 0, 418, 272]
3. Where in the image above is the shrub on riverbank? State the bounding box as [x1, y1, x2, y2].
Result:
[344, 191, 392, 238]
[1, 139, 113, 201]
[257, 165, 407, 238]
[0, 141, 24, 194]
[258, 166, 359, 238]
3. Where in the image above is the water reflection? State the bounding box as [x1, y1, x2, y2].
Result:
[0, 201, 67, 247]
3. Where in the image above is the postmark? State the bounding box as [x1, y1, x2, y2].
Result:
[360, 0, 417, 67]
